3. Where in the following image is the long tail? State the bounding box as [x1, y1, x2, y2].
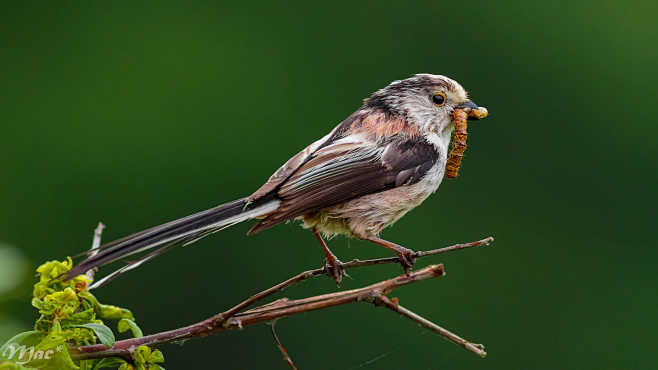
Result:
[65, 196, 280, 289]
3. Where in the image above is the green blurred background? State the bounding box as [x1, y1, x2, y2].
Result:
[1, 1, 656, 368]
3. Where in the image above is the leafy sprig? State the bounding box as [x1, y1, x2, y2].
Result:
[0, 259, 164, 369]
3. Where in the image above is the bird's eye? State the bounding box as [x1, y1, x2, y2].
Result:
[432, 92, 446, 106]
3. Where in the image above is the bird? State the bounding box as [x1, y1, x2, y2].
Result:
[64, 73, 488, 288]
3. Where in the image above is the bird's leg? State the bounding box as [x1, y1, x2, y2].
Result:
[364, 236, 417, 274]
[312, 228, 345, 285]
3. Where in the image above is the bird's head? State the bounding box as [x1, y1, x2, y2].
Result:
[364, 74, 485, 134]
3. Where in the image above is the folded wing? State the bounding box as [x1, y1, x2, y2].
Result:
[248, 135, 439, 234]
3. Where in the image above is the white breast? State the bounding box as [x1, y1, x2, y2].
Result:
[415, 129, 451, 195]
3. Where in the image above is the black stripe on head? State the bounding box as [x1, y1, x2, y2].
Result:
[363, 74, 455, 114]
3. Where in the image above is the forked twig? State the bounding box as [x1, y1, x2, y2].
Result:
[209, 237, 492, 324]
[70, 237, 493, 362]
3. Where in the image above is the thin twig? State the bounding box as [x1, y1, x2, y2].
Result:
[342, 236, 494, 269]
[70, 265, 446, 360]
[86, 222, 105, 280]
[269, 321, 297, 370]
[70, 237, 494, 362]
[217, 236, 493, 322]
[374, 295, 487, 358]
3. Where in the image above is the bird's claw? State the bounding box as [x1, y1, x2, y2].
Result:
[324, 257, 346, 285]
[396, 249, 417, 275]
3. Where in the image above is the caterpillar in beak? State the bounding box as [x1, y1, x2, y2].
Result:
[445, 106, 488, 179]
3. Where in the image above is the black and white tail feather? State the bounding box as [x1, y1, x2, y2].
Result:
[65, 196, 280, 289]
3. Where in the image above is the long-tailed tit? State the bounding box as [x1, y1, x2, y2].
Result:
[66, 74, 488, 287]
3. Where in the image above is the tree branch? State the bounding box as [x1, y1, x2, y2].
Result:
[374, 295, 487, 358]
[70, 236, 493, 362]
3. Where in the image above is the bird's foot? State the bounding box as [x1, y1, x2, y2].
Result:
[395, 247, 417, 275]
[363, 236, 418, 275]
[312, 227, 346, 285]
[323, 255, 346, 285]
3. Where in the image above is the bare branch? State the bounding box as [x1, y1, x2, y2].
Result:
[70, 237, 493, 362]
[374, 295, 487, 358]
[270, 321, 297, 370]
[71, 265, 446, 360]
[86, 222, 105, 280]
[214, 236, 493, 323]
[341, 236, 494, 269]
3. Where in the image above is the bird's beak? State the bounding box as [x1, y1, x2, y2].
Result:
[456, 101, 488, 120]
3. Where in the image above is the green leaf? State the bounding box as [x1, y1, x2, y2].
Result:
[97, 305, 133, 321]
[117, 319, 143, 338]
[34, 328, 66, 354]
[149, 349, 164, 363]
[72, 324, 115, 348]
[35, 325, 78, 370]
[43, 345, 78, 370]
[0, 361, 35, 369]
[76, 292, 133, 321]
[76, 292, 101, 312]
[0, 330, 77, 370]
[132, 345, 164, 367]
[117, 363, 132, 370]
[133, 346, 150, 364]
[62, 307, 96, 327]
[0, 331, 44, 362]
[35, 258, 73, 285]
[78, 359, 94, 370]
[92, 357, 127, 370]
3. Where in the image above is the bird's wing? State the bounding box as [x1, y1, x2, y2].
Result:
[247, 123, 346, 203]
[248, 133, 439, 234]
